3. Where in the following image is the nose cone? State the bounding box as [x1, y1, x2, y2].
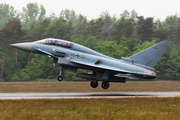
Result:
[10, 42, 32, 52]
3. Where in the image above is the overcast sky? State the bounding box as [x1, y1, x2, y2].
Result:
[2, 0, 180, 21]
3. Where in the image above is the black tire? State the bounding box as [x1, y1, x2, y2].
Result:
[57, 76, 63, 81]
[90, 80, 98, 88]
[101, 81, 109, 89]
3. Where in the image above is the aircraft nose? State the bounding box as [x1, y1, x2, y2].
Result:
[10, 42, 32, 52]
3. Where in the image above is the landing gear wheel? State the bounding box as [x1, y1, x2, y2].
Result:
[57, 76, 63, 81]
[101, 81, 109, 89]
[90, 80, 98, 88]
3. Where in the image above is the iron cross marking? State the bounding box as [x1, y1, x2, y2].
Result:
[76, 54, 80, 58]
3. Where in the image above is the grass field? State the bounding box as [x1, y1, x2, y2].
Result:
[0, 97, 179, 120]
[0, 80, 180, 93]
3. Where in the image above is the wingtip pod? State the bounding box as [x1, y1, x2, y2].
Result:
[160, 40, 171, 46]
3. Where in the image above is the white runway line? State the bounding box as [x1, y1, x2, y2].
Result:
[0, 92, 180, 99]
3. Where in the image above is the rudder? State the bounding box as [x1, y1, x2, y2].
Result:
[128, 41, 170, 68]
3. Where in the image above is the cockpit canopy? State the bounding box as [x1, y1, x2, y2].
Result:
[34, 38, 114, 60]
[35, 38, 74, 48]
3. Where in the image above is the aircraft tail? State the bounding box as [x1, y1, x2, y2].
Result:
[128, 41, 170, 68]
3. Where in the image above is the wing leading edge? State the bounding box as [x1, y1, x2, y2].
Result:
[69, 59, 149, 77]
[70, 59, 131, 74]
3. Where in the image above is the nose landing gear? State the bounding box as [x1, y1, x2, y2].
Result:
[57, 76, 63, 81]
[57, 68, 63, 81]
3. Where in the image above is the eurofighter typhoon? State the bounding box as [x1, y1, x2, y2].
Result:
[11, 39, 170, 89]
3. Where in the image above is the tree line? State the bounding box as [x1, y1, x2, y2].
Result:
[0, 2, 180, 81]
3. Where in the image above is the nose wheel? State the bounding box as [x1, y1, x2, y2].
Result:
[90, 80, 98, 88]
[57, 76, 63, 81]
[57, 67, 63, 81]
[101, 81, 109, 89]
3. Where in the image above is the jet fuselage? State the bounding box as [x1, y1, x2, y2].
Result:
[11, 38, 170, 89]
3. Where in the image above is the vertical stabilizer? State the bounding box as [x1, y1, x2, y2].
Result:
[128, 41, 170, 67]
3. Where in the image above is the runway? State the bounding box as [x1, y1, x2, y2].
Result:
[0, 92, 180, 99]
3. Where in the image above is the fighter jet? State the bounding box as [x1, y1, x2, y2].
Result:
[10, 38, 170, 89]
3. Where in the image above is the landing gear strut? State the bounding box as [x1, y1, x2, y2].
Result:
[57, 68, 63, 81]
[90, 80, 98, 88]
[101, 81, 109, 89]
[101, 71, 110, 89]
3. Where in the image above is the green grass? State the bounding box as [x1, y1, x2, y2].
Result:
[0, 97, 179, 120]
[0, 80, 180, 93]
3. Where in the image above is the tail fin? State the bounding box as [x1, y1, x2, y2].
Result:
[128, 41, 170, 67]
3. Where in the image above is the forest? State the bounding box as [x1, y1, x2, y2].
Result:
[0, 2, 180, 81]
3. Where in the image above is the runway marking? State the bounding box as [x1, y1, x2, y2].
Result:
[0, 92, 180, 99]
[0, 96, 180, 100]
[0, 97, 153, 100]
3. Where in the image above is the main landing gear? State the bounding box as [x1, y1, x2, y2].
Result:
[101, 81, 109, 89]
[90, 80, 98, 88]
[90, 80, 110, 89]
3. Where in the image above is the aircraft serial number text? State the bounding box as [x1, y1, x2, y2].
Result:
[71, 53, 85, 59]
